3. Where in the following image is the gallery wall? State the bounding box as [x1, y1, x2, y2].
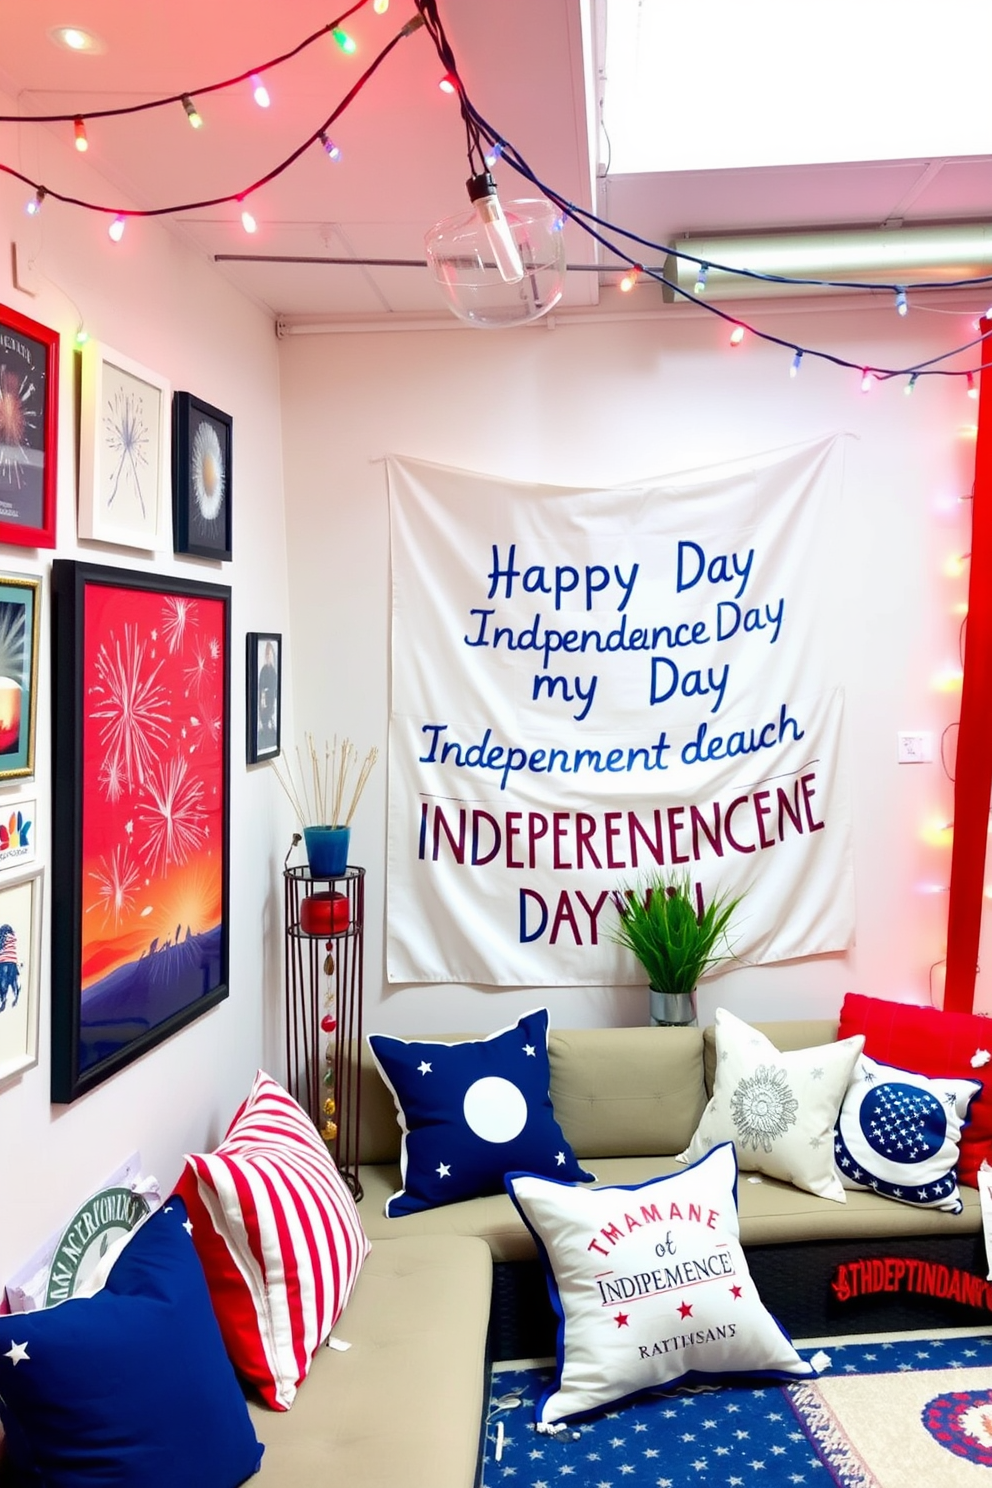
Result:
[0, 102, 292, 1283]
[277, 299, 984, 1035]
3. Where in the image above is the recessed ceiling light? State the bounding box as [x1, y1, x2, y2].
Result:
[49, 25, 106, 54]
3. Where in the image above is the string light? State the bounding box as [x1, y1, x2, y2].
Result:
[250, 74, 270, 108]
[25, 187, 45, 216]
[239, 201, 257, 234]
[181, 94, 203, 129]
[319, 131, 341, 160]
[484, 140, 505, 169]
[729, 325, 745, 346]
[108, 214, 126, 242]
[74, 325, 89, 346]
[73, 117, 88, 152]
[619, 264, 640, 293]
[439, 71, 458, 93]
[895, 288, 908, 316]
[331, 28, 356, 53]
[967, 372, 978, 399]
[374, 0, 390, 10]
[861, 368, 873, 392]
[906, 372, 918, 395]
[790, 349, 803, 377]
[694, 264, 709, 295]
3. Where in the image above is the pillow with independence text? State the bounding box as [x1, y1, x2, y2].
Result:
[835, 1053, 980, 1212]
[838, 992, 990, 1187]
[0, 1200, 262, 1488]
[368, 1008, 593, 1217]
[680, 1007, 864, 1201]
[174, 1070, 370, 1411]
[506, 1142, 811, 1424]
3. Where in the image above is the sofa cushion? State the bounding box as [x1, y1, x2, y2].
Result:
[174, 1070, 369, 1411]
[682, 1008, 864, 1201]
[0, 1201, 263, 1488]
[247, 1235, 491, 1488]
[367, 1009, 593, 1217]
[838, 993, 992, 1187]
[506, 1142, 811, 1424]
[834, 1053, 979, 1212]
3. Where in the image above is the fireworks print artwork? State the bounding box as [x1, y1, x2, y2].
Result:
[0, 366, 36, 490]
[0, 323, 47, 528]
[191, 419, 225, 529]
[102, 364, 156, 521]
[79, 583, 225, 1071]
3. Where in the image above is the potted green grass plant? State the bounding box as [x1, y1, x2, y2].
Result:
[611, 873, 744, 1027]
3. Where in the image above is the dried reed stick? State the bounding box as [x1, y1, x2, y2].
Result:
[271, 735, 378, 828]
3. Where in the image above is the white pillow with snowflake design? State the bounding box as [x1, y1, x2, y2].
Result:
[679, 1008, 864, 1202]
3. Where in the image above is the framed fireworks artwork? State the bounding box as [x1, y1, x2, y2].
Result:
[0, 302, 59, 549]
[0, 865, 43, 1087]
[0, 573, 39, 783]
[50, 560, 231, 1103]
[172, 392, 232, 561]
[246, 631, 281, 763]
[78, 340, 171, 551]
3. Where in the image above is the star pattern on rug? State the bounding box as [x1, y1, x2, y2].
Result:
[485, 1333, 992, 1488]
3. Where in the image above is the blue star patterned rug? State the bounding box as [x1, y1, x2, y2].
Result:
[483, 1331, 992, 1487]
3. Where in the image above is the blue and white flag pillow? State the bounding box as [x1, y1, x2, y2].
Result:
[834, 1054, 981, 1212]
[368, 1008, 594, 1217]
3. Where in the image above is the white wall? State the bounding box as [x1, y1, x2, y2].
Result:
[0, 110, 291, 1282]
[278, 300, 981, 1035]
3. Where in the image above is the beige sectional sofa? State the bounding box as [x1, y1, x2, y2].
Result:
[251, 1018, 985, 1486]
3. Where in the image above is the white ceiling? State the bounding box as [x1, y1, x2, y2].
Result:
[3, 0, 992, 326]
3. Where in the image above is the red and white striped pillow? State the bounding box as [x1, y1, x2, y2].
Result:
[174, 1071, 370, 1410]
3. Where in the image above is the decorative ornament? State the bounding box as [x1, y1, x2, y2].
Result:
[321, 1011, 336, 1033]
[321, 1119, 338, 1144]
[323, 1096, 336, 1117]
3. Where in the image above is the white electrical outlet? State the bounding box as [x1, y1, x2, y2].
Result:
[898, 731, 934, 763]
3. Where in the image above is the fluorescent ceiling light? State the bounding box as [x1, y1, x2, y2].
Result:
[663, 224, 992, 299]
[601, 0, 992, 173]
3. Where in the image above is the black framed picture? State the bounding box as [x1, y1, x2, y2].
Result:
[172, 391, 232, 560]
[50, 560, 231, 1102]
[247, 631, 281, 763]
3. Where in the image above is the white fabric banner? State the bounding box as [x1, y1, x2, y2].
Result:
[386, 439, 854, 986]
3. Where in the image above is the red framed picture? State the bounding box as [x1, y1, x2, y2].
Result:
[50, 561, 231, 1101]
[0, 301, 59, 548]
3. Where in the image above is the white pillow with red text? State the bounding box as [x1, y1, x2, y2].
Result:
[506, 1142, 811, 1424]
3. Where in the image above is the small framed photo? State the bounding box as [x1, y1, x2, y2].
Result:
[0, 865, 43, 1086]
[0, 573, 40, 783]
[0, 796, 35, 869]
[247, 632, 281, 763]
[0, 301, 59, 548]
[172, 392, 232, 560]
[78, 340, 171, 551]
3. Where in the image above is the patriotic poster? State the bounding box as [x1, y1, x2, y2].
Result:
[386, 438, 854, 986]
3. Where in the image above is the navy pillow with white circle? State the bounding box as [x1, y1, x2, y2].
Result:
[834, 1053, 981, 1212]
[368, 1008, 594, 1216]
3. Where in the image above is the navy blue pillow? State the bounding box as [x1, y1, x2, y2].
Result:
[0, 1199, 263, 1488]
[368, 1008, 593, 1217]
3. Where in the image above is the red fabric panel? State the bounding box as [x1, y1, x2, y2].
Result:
[945, 327, 992, 1012]
[838, 992, 992, 1186]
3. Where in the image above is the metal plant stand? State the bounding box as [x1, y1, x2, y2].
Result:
[283, 860, 365, 1198]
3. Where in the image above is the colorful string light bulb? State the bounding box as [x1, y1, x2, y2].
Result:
[967, 372, 978, 399]
[319, 131, 341, 160]
[790, 350, 803, 377]
[74, 117, 88, 152]
[438, 72, 458, 93]
[374, 0, 390, 12]
[332, 28, 356, 52]
[250, 74, 270, 108]
[484, 141, 505, 169]
[895, 288, 908, 316]
[240, 202, 257, 234]
[619, 265, 640, 293]
[181, 94, 203, 129]
[108, 214, 126, 242]
[860, 368, 873, 392]
[25, 187, 45, 216]
[74, 325, 89, 346]
[905, 373, 918, 395]
[729, 325, 745, 346]
[694, 264, 709, 295]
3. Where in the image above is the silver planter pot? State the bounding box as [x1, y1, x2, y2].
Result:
[649, 987, 697, 1027]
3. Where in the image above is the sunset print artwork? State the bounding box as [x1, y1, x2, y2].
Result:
[51, 562, 230, 1102]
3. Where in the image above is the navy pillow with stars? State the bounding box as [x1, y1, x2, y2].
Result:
[368, 1008, 594, 1216]
[834, 1053, 981, 1213]
[0, 1198, 263, 1488]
